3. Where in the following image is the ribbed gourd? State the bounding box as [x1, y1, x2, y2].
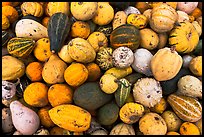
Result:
[48, 12, 71, 53]
[7, 37, 36, 58]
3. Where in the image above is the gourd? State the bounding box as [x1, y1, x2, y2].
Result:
[105, 66, 132, 79]
[96, 24, 113, 37]
[38, 106, 55, 128]
[70, 21, 91, 39]
[193, 39, 202, 56]
[2, 108, 14, 133]
[114, 78, 131, 107]
[96, 47, 113, 70]
[196, 16, 202, 28]
[112, 11, 127, 30]
[7, 37, 35, 58]
[149, 3, 178, 33]
[119, 102, 144, 124]
[124, 6, 141, 15]
[157, 32, 168, 49]
[189, 56, 202, 76]
[177, 75, 202, 99]
[2, 5, 19, 23]
[133, 78, 162, 108]
[2, 80, 19, 100]
[180, 122, 200, 135]
[177, 2, 198, 14]
[21, 2, 44, 17]
[86, 63, 101, 82]
[110, 24, 140, 50]
[150, 47, 183, 81]
[15, 19, 48, 41]
[169, 21, 199, 54]
[2, 56, 25, 81]
[42, 54, 67, 84]
[112, 47, 134, 68]
[33, 128, 50, 135]
[110, 123, 135, 135]
[68, 38, 96, 63]
[135, 2, 151, 13]
[2, 14, 10, 30]
[167, 94, 202, 122]
[139, 28, 159, 50]
[46, 2, 69, 17]
[70, 2, 98, 21]
[48, 12, 71, 53]
[64, 63, 88, 87]
[177, 10, 189, 23]
[99, 74, 118, 94]
[192, 21, 202, 36]
[127, 14, 148, 29]
[49, 104, 91, 132]
[58, 44, 74, 64]
[131, 48, 153, 76]
[150, 97, 167, 114]
[73, 82, 113, 110]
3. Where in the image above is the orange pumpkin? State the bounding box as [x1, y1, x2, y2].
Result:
[2, 5, 19, 23]
[86, 63, 101, 82]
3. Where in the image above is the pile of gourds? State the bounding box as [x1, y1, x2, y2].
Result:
[2, 2, 202, 135]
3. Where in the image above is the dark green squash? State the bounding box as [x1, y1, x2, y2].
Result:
[73, 82, 113, 111]
[193, 39, 202, 56]
[110, 24, 140, 50]
[7, 37, 35, 58]
[161, 68, 191, 95]
[114, 78, 131, 107]
[97, 101, 119, 126]
[48, 12, 71, 53]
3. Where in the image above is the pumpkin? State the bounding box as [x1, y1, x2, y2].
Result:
[105, 66, 132, 79]
[96, 47, 113, 70]
[99, 74, 118, 94]
[38, 106, 55, 128]
[127, 14, 148, 29]
[42, 16, 50, 28]
[177, 2, 198, 14]
[25, 62, 43, 82]
[192, 21, 202, 36]
[64, 63, 88, 87]
[133, 78, 163, 108]
[46, 2, 69, 16]
[135, 2, 151, 13]
[190, 8, 202, 19]
[86, 63, 101, 82]
[7, 37, 35, 58]
[119, 102, 144, 124]
[49, 104, 91, 132]
[110, 123, 135, 135]
[2, 56, 25, 81]
[70, 21, 91, 39]
[169, 22, 199, 54]
[21, 2, 44, 17]
[48, 84, 73, 107]
[112, 11, 127, 30]
[48, 12, 71, 53]
[180, 122, 200, 135]
[96, 102, 119, 126]
[24, 82, 48, 107]
[177, 10, 189, 23]
[2, 14, 10, 30]
[150, 47, 183, 81]
[58, 44, 74, 64]
[189, 56, 202, 76]
[110, 24, 140, 50]
[33, 38, 52, 62]
[2, 5, 19, 23]
[70, 2, 98, 21]
[92, 2, 114, 25]
[139, 28, 159, 50]
[73, 82, 113, 111]
[167, 94, 202, 122]
[149, 4, 178, 33]
[68, 38, 96, 63]
[112, 47, 134, 68]
[177, 75, 202, 99]
[157, 32, 168, 49]
[87, 31, 108, 52]
[42, 54, 67, 84]
[114, 78, 131, 107]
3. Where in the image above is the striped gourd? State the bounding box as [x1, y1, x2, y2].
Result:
[167, 94, 202, 122]
[114, 78, 131, 107]
[48, 12, 71, 53]
[7, 37, 35, 58]
[110, 24, 140, 50]
[2, 31, 12, 47]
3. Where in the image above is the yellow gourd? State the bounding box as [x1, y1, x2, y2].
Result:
[21, 2, 44, 17]
[189, 56, 202, 76]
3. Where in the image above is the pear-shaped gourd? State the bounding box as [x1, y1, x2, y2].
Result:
[42, 54, 67, 84]
[15, 19, 48, 40]
[10, 100, 40, 135]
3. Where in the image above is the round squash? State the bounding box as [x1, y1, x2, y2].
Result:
[70, 2, 98, 21]
[64, 63, 88, 87]
[139, 28, 159, 50]
[70, 21, 91, 39]
[2, 5, 19, 23]
[46, 2, 69, 16]
[177, 2, 198, 14]
[110, 24, 140, 50]
[189, 56, 202, 76]
[68, 38, 96, 63]
[150, 47, 183, 81]
[21, 2, 44, 17]
[24, 82, 49, 107]
[127, 14, 148, 29]
[99, 74, 118, 94]
[26, 62, 43, 82]
[149, 3, 178, 33]
[180, 122, 200, 135]
[86, 63, 101, 82]
[2, 56, 25, 81]
[169, 22, 199, 54]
